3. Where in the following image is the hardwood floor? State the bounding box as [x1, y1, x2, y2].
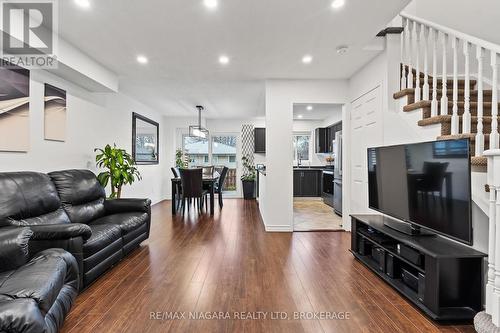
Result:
[61, 199, 474, 333]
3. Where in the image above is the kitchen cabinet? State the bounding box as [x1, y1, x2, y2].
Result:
[316, 122, 342, 154]
[254, 128, 266, 153]
[293, 169, 322, 197]
[315, 128, 328, 153]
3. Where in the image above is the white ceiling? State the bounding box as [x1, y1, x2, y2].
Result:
[293, 103, 342, 120]
[59, 0, 409, 118]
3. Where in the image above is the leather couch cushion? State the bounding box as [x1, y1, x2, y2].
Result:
[0, 228, 32, 271]
[0, 249, 78, 315]
[89, 212, 148, 234]
[49, 170, 106, 224]
[83, 224, 122, 256]
[0, 172, 70, 227]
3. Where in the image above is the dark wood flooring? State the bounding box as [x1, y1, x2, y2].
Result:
[61, 199, 475, 333]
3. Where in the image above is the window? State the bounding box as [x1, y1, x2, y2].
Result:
[293, 133, 311, 163]
[183, 135, 209, 167]
[229, 155, 236, 163]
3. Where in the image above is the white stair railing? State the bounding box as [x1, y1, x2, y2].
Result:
[400, 13, 500, 155]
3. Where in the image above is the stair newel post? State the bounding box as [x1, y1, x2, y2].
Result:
[407, 20, 414, 89]
[431, 28, 439, 116]
[422, 26, 430, 101]
[462, 41, 471, 134]
[441, 33, 449, 115]
[491, 52, 499, 150]
[493, 154, 500, 326]
[451, 37, 459, 135]
[400, 17, 407, 90]
[414, 23, 421, 102]
[476, 46, 485, 156]
[485, 152, 497, 316]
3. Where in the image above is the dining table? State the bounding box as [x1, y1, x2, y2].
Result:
[171, 171, 220, 215]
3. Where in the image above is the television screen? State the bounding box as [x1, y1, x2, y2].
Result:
[367, 139, 472, 244]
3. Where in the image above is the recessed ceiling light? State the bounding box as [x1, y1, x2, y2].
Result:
[136, 55, 148, 64]
[297, 115, 304, 119]
[302, 55, 313, 64]
[218, 55, 230, 65]
[306, 105, 313, 111]
[75, 0, 91, 9]
[331, 0, 345, 9]
[203, 0, 218, 9]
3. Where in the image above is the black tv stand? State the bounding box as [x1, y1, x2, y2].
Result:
[351, 214, 486, 322]
[382, 216, 435, 237]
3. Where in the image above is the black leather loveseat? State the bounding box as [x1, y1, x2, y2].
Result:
[0, 227, 79, 333]
[0, 169, 151, 288]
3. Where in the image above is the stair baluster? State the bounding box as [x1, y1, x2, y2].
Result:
[431, 27, 438, 117]
[476, 46, 485, 156]
[462, 41, 471, 133]
[414, 23, 421, 102]
[451, 37, 459, 135]
[400, 17, 407, 90]
[491, 52, 499, 149]
[407, 20, 414, 89]
[441, 33, 449, 116]
[422, 26, 430, 100]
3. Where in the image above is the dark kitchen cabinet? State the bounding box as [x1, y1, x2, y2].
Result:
[254, 128, 266, 153]
[293, 170, 322, 197]
[315, 128, 327, 153]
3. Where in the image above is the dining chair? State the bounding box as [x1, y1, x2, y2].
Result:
[215, 166, 229, 208]
[171, 167, 182, 209]
[179, 168, 208, 213]
[201, 166, 214, 177]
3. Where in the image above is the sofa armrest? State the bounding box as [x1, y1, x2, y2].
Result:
[0, 227, 32, 272]
[0, 299, 46, 333]
[29, 223, 92, 241]
[104, 198, 152, 214]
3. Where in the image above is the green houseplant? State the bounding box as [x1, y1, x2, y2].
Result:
[241, 155, 256, 199]
[175, 148, 187, 168]
[94, 144, 142, 199]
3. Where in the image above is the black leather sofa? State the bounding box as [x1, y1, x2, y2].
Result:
[0, 227, 79, 333]
[0, 169, 151, 288]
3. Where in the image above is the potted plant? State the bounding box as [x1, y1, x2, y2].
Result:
[241, 155, 256, 199]
[175, 148, 187, 168]
[94, 144, 142, 198]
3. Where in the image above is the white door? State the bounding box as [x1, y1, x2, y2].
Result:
[350, 86, 383, 214]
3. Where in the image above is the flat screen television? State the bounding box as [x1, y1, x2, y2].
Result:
[367, 139, 472, 245]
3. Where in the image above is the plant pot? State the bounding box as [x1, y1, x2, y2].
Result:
[242, 180, 256, 200]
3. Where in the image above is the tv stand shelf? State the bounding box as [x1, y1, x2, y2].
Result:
[351, 214, 486, 321]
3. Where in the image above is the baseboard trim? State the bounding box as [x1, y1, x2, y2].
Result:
[264, 225, 293, 232]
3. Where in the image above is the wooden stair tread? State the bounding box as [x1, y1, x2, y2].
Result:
[393, 88, 493, 100]
[403, 100, 500, 112]
[437, 133, 490, 141]
[471, 156, 487, 166]
[418, 115, 492, 127]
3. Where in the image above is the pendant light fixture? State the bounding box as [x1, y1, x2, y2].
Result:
[189, 105, 209, 138]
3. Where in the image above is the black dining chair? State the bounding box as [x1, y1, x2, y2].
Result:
[179, 168, 208, 213]
[215, 166, 229, 208]
[171, 167, 182, 210]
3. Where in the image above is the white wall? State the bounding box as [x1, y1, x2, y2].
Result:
[406, 0, 500, 46]
[263, 80, 349, 232]
[0, 69, 166, 204]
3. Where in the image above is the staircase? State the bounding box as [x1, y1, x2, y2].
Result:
[395, 12, 500, 330]
[394, 68, 496, 167]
